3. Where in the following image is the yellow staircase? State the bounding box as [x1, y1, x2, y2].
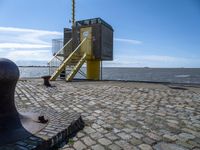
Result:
[49, 38, 87, 81]
[66, 53, 87, 81]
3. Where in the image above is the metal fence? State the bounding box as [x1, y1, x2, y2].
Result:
[52, 39, 63, 55]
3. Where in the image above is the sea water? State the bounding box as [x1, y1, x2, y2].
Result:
[19, 67, 200, 84]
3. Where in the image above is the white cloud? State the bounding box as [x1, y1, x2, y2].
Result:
[104, 55, 200, 68]
[6, 50, 52, 61]
[0, 26, 62, 61]
[114, 38, 142, 45]
[0, 27, 62, 35]
[0, 43, 51, 49]
[0, 27, 62, 45]
[136, 55, 182, 62]
[2, 27, 197, 67]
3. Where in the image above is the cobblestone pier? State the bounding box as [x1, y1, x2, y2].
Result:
[15, 79, 200, 150]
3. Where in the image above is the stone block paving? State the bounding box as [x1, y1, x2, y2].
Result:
[15, 80, 200, 150]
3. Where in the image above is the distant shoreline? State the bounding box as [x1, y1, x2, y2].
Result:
[18, 66, 200, 69]
[18, 66, 48, 67]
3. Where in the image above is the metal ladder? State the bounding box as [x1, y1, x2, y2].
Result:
[48, 38, 87, 81]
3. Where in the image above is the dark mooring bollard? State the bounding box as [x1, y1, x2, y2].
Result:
[41, 75, 51, 87]
[0, 58, 22, 129]
[0, 58, 48, 145]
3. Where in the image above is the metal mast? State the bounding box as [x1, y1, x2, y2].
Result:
[72, 0, 75, 25]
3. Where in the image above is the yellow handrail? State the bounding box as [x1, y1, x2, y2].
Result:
[50, 38, 86, 81]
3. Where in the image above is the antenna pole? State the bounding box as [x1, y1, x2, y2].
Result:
[72, 0, 75, 25]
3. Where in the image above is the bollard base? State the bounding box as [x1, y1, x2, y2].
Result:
[0, 108, 84, 150]
[0, 112, 48, 146]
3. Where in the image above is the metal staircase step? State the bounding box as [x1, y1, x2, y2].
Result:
[66, 53, 87, 81]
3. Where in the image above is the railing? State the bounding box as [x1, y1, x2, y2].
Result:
[50, 38, 87, 81]
[48, 39, 72, 76]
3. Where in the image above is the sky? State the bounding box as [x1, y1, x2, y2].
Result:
[0, 0, 200, 67]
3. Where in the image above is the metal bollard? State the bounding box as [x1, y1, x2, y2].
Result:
[0, 58, 48, 145]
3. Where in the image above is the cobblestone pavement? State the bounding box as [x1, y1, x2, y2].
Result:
[15, 79, 200, 150]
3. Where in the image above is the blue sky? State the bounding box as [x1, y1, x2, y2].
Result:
[0, 0, 200, 67]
